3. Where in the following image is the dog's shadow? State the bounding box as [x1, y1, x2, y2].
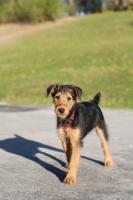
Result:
[0, 135, 104, 182]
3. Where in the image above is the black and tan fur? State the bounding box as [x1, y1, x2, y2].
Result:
[46, 84, 114, 184]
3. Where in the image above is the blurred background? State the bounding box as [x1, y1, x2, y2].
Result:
[0, 0, 133, 108]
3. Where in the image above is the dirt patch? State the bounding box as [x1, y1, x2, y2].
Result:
[0, 16, 77, 45]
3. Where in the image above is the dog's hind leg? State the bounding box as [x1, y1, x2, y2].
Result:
[95, 124, 114, 167]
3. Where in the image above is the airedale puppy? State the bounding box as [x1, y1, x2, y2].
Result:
[46, 84, 114, 184]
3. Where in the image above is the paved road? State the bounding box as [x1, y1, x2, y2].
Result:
[0, 105, 133, 200]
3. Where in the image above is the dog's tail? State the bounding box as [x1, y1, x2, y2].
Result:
[92, 93, 101, 105]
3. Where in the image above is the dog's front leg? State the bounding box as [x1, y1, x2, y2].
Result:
[62, 138, 72, 168]
[63, 128, 81, 184]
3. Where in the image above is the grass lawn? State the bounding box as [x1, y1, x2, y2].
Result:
[0, 11, 133, 109]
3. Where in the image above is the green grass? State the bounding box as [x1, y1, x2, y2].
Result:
[0, 12, 133, 108]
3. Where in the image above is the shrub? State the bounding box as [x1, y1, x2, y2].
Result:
[0, 0, 63, 23]
[63, 2, 76, 16]
[43, 0, 63, 20]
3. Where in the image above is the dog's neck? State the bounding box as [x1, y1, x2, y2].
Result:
[57, 104, 77, 128]
[62, 110, 75, 129]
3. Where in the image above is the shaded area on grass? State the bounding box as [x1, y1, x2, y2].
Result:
[0, 104, 46, 112]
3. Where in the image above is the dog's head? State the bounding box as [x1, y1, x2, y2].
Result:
[46, 84, 82, 119]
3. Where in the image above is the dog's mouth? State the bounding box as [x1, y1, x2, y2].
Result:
[55, 109, 68, 119]
[55, 112, 66, 119]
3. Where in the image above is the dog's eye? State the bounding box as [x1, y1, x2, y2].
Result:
[55, 96, 60, 100]
[67, 97, 71, 101]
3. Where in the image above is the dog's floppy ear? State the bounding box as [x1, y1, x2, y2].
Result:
[46, 84, 58, 97]
[71, 86, 82, 100]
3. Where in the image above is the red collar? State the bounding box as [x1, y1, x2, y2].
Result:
[62, 111, 75, 129]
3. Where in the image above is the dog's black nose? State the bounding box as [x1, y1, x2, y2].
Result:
[58, 108, 65, 114]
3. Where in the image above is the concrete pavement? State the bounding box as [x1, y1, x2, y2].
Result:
[0, 105, 133, 200]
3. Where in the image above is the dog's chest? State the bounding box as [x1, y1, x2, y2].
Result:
[57, 127, 70, 141]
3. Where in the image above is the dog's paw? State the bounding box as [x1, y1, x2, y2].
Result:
[65, 162, 69, 168]
[63, 175, 76, 184]
[104, 158, 114, 167]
